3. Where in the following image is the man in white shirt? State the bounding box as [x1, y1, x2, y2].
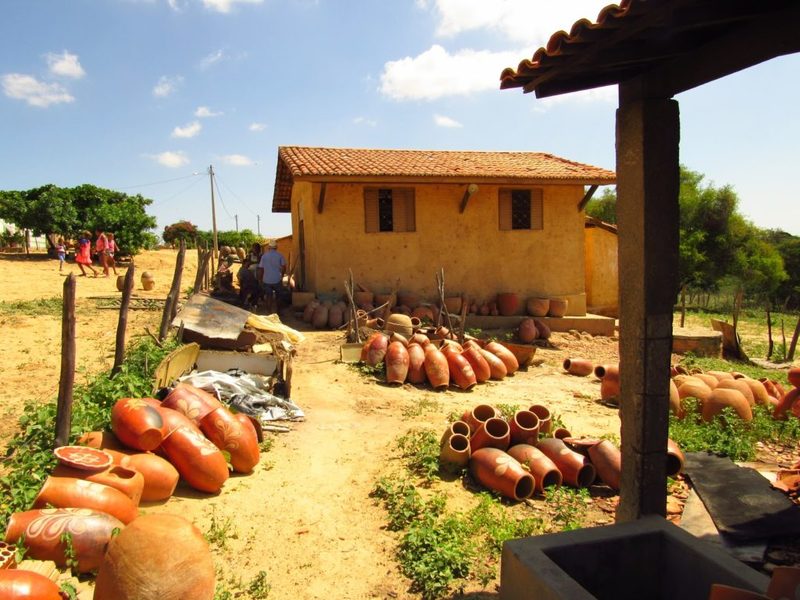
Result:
[257, 240, 286, 314]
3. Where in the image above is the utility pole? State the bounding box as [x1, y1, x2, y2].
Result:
[235, 214, 239, 232]
[257, 215, 261, 235]
[208, 165, 219, 258]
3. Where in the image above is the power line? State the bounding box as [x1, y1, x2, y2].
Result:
[215, 174, 258, 217]
[213, 175, 234, 220]
[119, 172, 202, 191]
[150, 175, 206, 205]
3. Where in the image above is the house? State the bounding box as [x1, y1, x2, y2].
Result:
[271, 146, 615, 316]
[584, 216, 618, 317]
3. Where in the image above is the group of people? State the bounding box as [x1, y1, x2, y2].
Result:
[237, 239, 286, 314]
[55, 228, 118, 277]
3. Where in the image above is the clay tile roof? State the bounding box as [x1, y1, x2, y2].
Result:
[272, 146, 615, 212]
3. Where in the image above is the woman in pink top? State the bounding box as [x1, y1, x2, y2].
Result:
[95, 228, 109, 276]
[105, 232, 118, 275]
[75, 230, 98, 277]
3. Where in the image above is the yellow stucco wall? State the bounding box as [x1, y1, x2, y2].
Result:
[584, 227, 619, 317]
[290, 181, 588, 315]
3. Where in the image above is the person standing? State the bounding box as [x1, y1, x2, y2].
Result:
[95, 228, 109, 277]
[56, 238, 66, 272]
[75, 230, 98, 277]
[105, 232, 118, 275]
[257, 239, 286, 314]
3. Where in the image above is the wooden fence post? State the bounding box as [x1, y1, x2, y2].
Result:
[159, 240, 186, 341]
[112, 262, 136, 376]
[55, 274, 76, 448]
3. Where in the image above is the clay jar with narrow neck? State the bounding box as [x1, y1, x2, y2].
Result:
[479, 348, 508, 380]
[423, 344, 450, 390]
[484, 342, 519, 375]
[444, 349, 477, 390]
[496, 293, 520, 316]
[111, 398, 164, 452]
[702, 388, 753, 422]
[33, 476, 139, 524]
[385, 341, 410, 385]
[461, 345, 491, 383]
[469, 448, 534, 501]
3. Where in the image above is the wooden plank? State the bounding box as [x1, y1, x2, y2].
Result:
[55, 274, 76, 448]
[317, 182, 326, 214]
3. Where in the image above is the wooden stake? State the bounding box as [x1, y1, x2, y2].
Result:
[112, 262, 136, 376]
[766, 301, 773, 360]
[159, 239, 186, 341]
[788, 313, 800, 362]
[680, 284, 686, 328]
[55, 274, 76, 448]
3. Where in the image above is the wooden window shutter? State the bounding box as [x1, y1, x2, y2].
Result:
[531, 188, 543, 230]
[393, 188, 416, 232]
[364, 188, 379, 233]
[498, 189, 512, 230]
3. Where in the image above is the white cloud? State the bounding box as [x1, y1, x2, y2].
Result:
[353, 116, 377, 127]
[248, 122, 266, 131]
[199, 49, 226, 69]
[152, 75, 183, 97]
[171, 120, 202, 138]
[203, 0, 263, 14]
[380, 44, 522, 101]
[167, 0, 183, 10]
[219, 154, 255, 166]
[195, 106, 223, 118]
[532, 85, 617, 111]
[45, 51, 85, 79]
[1, 73, 74, 107]
[148, 151, 190, 168]
[434, 114, 462, 128]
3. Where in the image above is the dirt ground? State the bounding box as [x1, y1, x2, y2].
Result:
[0, 249, 633, 598]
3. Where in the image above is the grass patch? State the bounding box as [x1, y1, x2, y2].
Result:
[396, 428, 441, 484]
[544, 487, 590, 531]
[401, 396, 443, 418]
[0, 297, 63, 317]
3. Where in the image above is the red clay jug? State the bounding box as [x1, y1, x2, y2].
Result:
[533, 318, 551, 340]
[33, 476, 138, 524]
[563, 358, 593, 377]
[595, 364, 620, 401]
[366, 333, 389, 367]
[52, 464, 144, 505]
[461, 404, 498, 434]
[406, 343, 427, 385]
[385, 341, 410, 385]
[200, 407, 260, 474]
[525, 297, 549, 317]
[0, 569, 63, 599]
[5, 508, 124, 573]
[111, 397, 164, 452]
[484, 342, 519, 375]
[469, 448, 535, 501]
[537, 438, 596, 488]
[788, 367, 800, 388]
[587, 439, 621, 491]
[479, 348, 508, 380]
[528, 404, 552, 434]
[440, 433, 470, 473]
[161, 383, 223, 427]
[470, 418, 511, 452]
[461, 345, 490, 383]
[440, 421, 470, 447]
[423, 345, 450, 390]
[496, 293, 519, 316]
[518, 318, 539, 343]
[445, 350, 477, 390]
[509, 410, 540, 446]
[507, 444, 562, 493]
[104, 450, 179, 502]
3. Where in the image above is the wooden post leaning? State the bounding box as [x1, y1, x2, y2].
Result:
[55, 274, 77, 448]
[158, 239, 186, 341]
[112, 262, 136, 376]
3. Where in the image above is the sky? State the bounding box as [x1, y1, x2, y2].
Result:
[1, 0, 798, 238]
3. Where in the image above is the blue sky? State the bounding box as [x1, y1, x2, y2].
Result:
[1, 0, 798, 238]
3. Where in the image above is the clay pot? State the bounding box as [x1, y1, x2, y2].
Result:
[443, 296, 462, 315]
[33, 476, 138, 524]
[537, 438, 596, 488]
[52, 464, 144, 505]
[518, 318, 539, 344]
[235, 413, 262, 443]
[366, 333, 389, 367]
[509, 410, 540, 446]
[525, 298, 550, 317]
[507, 444, 562, 493]
[111, 398, 164, 452]
[707, 370, 735, 382]
[789, 367, 800, 388]
[760, 378, 784, 400]
[397, 292, 420, 309]
[716, 378, 755, 406]
[94, 514, 215, 600]
[548, 298, 568, 317]
[461, 404, 498, 434]
[406, 343, 427, 385]
[141, 271, 155, 291]
[423, 345, 450, 390]
[496, 293, 520, 316]
[767, 566, 800, 600]
[528, 404, 552, 434]
[740, 378, 770, 406]
[411, 305, 435, 323]
[702, 388, 753, 422]
[595, 364, 620, 401]
[327, 304, 344, 329]
[385, 341, 410, 385]
[409, 333, 430, 347]
[490, 302, 499, 316]
[116, 275, 126, 292]
[707, 584, 769, 600]
[311, 304, 329, 329]
[774, 387, 800, 420]
[440, 421, 471, 447]
[303, 299, 320, 322]
[479, 348, 508, 380]
[694, 373, 719, 389]
[461, 345, 491, 383]
[484, 342, 519, 375]
[669, 379, 683, 419]
[161, 383, 223, 427]
[479, 303, 490, 316]
[470, 418, 511, 452]
[374, 293, 395, 308]
[440, 433, 470, 473]
[553, 428, 572, 440]
[533, 318, 551, 340]
[445, 350, 477, 390]
[77, 430, 124, 451]
[469, 448, 535, 501]
[433, 326, 453, 340]
[104, 450, 179, 502]
[0, 569, 63, 599]
[385, 313, 414, 337]
[354, 291, 374, 307]
[587, 440, 621, 491]
[199, 407, 260, 474]
[389, 332, 409, 347]
[666, 438, 685, 477]
[677, 377, 713, 402]
[563, 358, 593, 377]
[5, 508, 125, 573]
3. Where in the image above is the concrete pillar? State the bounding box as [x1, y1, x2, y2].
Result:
[615, 78, 680, 521]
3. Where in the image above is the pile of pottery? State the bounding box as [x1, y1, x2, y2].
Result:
[302, 298, 350, 329]
[439, 403, 685, 501]
[562, 358, 628, 409]
[516, 317, 552, 343]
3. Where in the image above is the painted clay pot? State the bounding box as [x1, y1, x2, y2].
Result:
[389, 332, 409, 347]
[563, 358, 593, 377]
[484, 342, 519, 375]
[461, 404, 498, 434]
[327, 304, 344, 329]
[423, 345, 450, 391]
[409, 333, 430, 347]
[536, 438, 596, 488]
[595, 364, 620, 401]
[54, 445, 112, 471]
[440, 421, 471, 447]
[0, 569, 63, 599]
[469, 448, 535, 501]
[104, 450, 179, 502]
[445, 350, 477, 390]
[533, 318, 551, 340]
[507, 444, 562, 493]
[509, 410, 540, 446]
[311, 304, 329, 329]
[548, 298, 568, 317]
[666, 438, 685, 477]
[677, 377, 713, 402]
[111, 398, 164, 452]
[406, 343, 427, 385]
[496, 293, 520, 316]
[161, 383, 223, 427]
[702, 388, 753, 422]
[528, 404, 552, 434]
[767, 566, 800, 600]
[33, 476, 138, 524]
[5, 508, 124, 573]
[140, 271, 155, 291]
[707, 584, 769, 600]
[199, 407, 260, 474]
[385, 341, 410, 385]
[94, 514, 215, 600]
[470, 418, 511, 452]
[587, 439, 621, 491]
[235, 413, 262, 443]
[440, 433, 470, 473]
[789, 367, 800, 388]
[526, 297, 550, 317]
[669, 378, 683, 418]
[716, 378, 755, 406]
[386, 313, 414, 337]
[461, 345, 491, 383]
[77, 430, 125, 451]
[303, 299, 320, 322]
[518, 318, 539, 344]
[479, 348, 508, 380]
[366, 333, 389, 367]
[52, 464, 145, 505]
[774, 387, 800, 420]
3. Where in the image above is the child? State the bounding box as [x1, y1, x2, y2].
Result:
[105, 233, 118, 275]
[75, 230, 98, 277]
[56, 238, 66, 272]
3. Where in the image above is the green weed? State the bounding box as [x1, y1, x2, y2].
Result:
[247, 570, 271, 598]
[401, 396, 442, 418]
[0, 297, 63, 317]
[545, 487, 589, 532]
[205, 511, 238, 550]
[494, 403, 522, 421]
[396, 428, 441, 483]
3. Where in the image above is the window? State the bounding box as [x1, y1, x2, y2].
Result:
[499, 188, 543, 230]
[364, 187, 416, 233]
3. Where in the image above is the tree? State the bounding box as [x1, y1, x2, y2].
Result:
[585, 187, 617, 224]
[163, 220, 198, 247]
[764, 230, 800, 309]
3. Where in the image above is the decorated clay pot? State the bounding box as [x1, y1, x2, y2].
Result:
[440, 421, 471, 447]
[440, 433, 470, 473]
[33, 476, 138, 524]
[5, 508, 124, 573]
[77, 430, 124, 451]
[508, 410, 540, 446]
[548, 298, 568, 317]
[536, 438, 596, 488]
[161, 383, 223, 427]
[104, 450, 179, 502]
[470, 418, 511, 452]
[702, 388, 753, 422]
[199, 407, 260, 474]
[479, 348, 508, 380]
[587, 440, 621, 491]
[385, 341, 410, 385]
[461, 345, 491, 383]
[528, 404, 552, 434]
[111, 398, 164, 452]
[563, 358, 593, 377]
[666, 438, 685, 477]
[507, 444, 562, 493]
[518, 318, 539, 344]
[234, 413, 262, 443]
[365, 333, 389, 367]
[52, 464, 145, 505]
[496, 293, 520, 316]
[533, 318, 551, 340]
[484, 342, 519, 375]
[716, 378, 755, 406]
[94, 514, 215, 600]
[0, 569, 63, 599]
[140, 271, 155, 291]
[461, 404, 498, 434]
[595, 364, 620, 401]
[406, 343, 427, 385]
[423, 345, 450, 390]
[445, 350, 477, 390]
[469, 448, 534, 501]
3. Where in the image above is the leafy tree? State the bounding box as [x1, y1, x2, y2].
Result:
[764, 230, 800, 309]
[163, 221, 198, 247]
[585, 187, 617, 224]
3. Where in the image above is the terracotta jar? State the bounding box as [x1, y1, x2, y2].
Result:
[534, 318, 551, 340]
[526, 297, 550, 317]
[548, 298, 568, 317]
[536, 438, 596, 488]
[111, 397, 165, 452]
[484, 342, 519, 375]
[77, 430, 124, 450]
[5, 508, 125, 573]
[767, 566, 800, 600]
[496, 293, 520, 316]
[669, 379, 683, 419]
[327, 304, 344, 329]
[587, 440, 621, 491]
[760, 378, 783, 401]
[707, 369, 735, 382]
[104, 450, 179, 502]
[366, 333, 389, 367]
[461, 345, 491, 383]
[199, 407, 260, 474]
[409, 332, 430, 347]
[507, 444, 562, 493]
[385, 341, 410, 385]
[235, 413, 262, 443]
[563, 358, 593, 377]
[666, 438, 685, 477]
[469, 448, 535, 501]
[162, 383, 222, 427]
[445, 350, 477, 390]
[461, 404, 498, 434]
[0, 569, 64, 599]
[411, 305, 435, 323]
[509, 410, 540, 446]
[354, 291, 373, 308]
[443, 296, 462, 315]
[528, 404, 552, 434]
[311, 304, 329, 329]
[716, 378, 756, 406]
[479, 303, 490, 316]
[440, 433, 470, 473]
[739, 378, 770, 406]
[518, 318, 539, 344]
[140, 271, 155, 291]
[423, 345, 450, 390]
[789, 367, 800, 388]
[385, 313, 414, 338]
[52, 464, 145, 504]
[702, 388, 753, 422]
[374, 293, 395, 308]
[707, 584, 770, 600]
[553, 427, 572, 440]
[116, 275, 126, 292]
[397, 292, 420, 309]
[470, 418, 511, 452]
[774, 387, 800, 420]
[33, 476, 138, 524]
[94, 514, 215, 600]
[595, 364, 620, 401]
[440, 421, 471, 447]
[479, 348, 508, 380]
[389, 332, 409, 347]
[303, 299, 320, 322]
[677, 377, 713, 402]
[694, 373, 719, 390]
[405, 343, 427, 385]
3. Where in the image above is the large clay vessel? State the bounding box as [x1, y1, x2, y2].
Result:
[33, 476, 138, 524]
[534, 318, 551, 340]
[461, 404, 498, 434]
[354, 291, 373, 308]
[702, 388, 753, 422]
[303, 299, 320, 322]
[518, 318, 539, 344]
[528, 404, 552, 434]
[526, 298, 550, 317]
[669, 379, 683, 418]
[496, 293, 519, 316]
[52, 464, 144, 504]
[162, 383, 223, 427]
[509, 410, 540, 446]
[760, 378, 784, 401]
[563, 358, 593, 377]
[677, 377, 713, 402]
[693, 373, 719, 390]
[440, 421, 470, 447]
[327, 304, 344, 329]
[739, 378, 770, 406]
[536, 438, 596, 488]
[484, 342, 519, 375]
[707, 370, 735, 383]
[94, 514, 215, 600]
[385, 341, 410, 385]
[774, 387, 800, 420]
[116, 275, 126, 292]
[479, 348, 508, 380]
[766, 566, 800, 600]
[423, 345, 450, 390]
[587, 440, 621, 491]
[445, 350, 477, 390]
[411, 305, 435, 323]
[789, 367, 800, 388]
[666, 438, 685, 476]
[439, 433, 470, 473]
[595, 364, 620, 401]
[548, 298, 568, 317]
[469, 448, 534, 501]
[5, 508, 124, 573]
[409, 333, 430, 347]
[461, 345, 490, 383]
[385, 313, 414, 337]
[716, 378, 756, 406]
[0, 569, 63, 599]
[406, 343, 427, 385]
[199, 407, 260, 474]
[140, 271, 155, 291]
[104, 450, 179, 502]
[311, 304, 329, 329]
[507, 444, 562, 493]
[111, 398, 164, 452]
[470, 418, 511, 452]
[366, 333, 389, 367]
